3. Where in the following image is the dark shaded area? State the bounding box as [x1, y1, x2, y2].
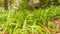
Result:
[4, 0, 8, 10]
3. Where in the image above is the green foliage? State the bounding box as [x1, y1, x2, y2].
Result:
[19, 2, 27, 10]
[0, 0, 4, 7]
[0, 7, 60, 34]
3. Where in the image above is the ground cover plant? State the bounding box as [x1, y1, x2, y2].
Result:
[0, 6, 60, 34]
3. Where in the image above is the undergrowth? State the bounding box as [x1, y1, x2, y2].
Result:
[0, 7, 60, 34]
